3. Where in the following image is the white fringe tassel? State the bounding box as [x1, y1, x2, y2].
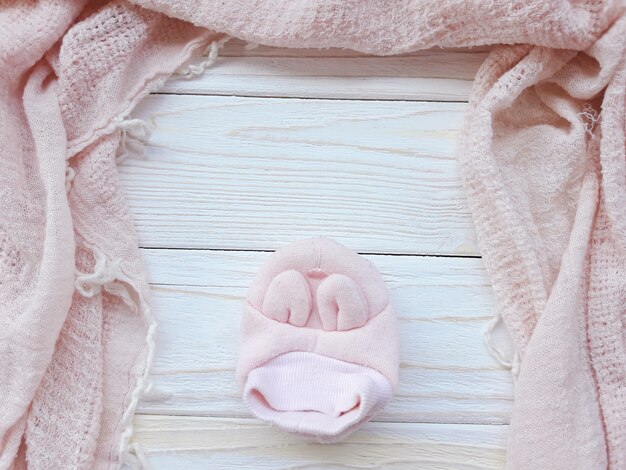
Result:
[483, 312, 520, 380]
[75, 245, 157, 469]
[121, 442, 152, 470]
[118, 303, 157, 470]
[75, 246, 137, 310]
[577, 102, 599, 137]
[113, 117, 154, 164]
[175, 36, 230, 78]
[69, 115, 147, 188]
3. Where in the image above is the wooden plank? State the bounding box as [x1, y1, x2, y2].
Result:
[161, 40, 488, 101]
[132, 416, 507, 469]
[137, 249, 513, 424]
[121, 95, 478, 255]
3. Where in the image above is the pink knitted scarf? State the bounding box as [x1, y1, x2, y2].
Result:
[1, 1, 624, 468]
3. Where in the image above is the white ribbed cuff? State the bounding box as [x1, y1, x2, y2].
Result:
[243, 351, 393, 443]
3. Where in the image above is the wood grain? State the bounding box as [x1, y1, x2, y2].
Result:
[137, 249, 513, 424]
[132, 416, 507, 469]
[122, 95, 477, 255]
[161, 40, 488, 101]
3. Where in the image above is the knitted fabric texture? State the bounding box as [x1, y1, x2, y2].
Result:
[237, 237, 398, 442]
[0, 1, 624, 469]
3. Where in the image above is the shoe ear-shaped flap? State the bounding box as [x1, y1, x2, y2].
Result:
[317, 274, 368, 331]
[262, 270, 312, 327]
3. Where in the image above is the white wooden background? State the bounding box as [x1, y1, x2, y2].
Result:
[123, 40, 513, 469]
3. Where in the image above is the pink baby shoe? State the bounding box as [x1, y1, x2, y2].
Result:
[236, 237, 399, 442]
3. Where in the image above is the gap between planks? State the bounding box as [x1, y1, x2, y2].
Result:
[139, 246, 481, 260]
[152, 91, 472, 104]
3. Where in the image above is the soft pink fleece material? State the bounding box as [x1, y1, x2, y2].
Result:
[1, 1, 624, 468]
[237, 237, 399, 441]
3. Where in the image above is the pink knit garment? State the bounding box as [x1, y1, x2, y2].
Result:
[0, 1, 624, 469]
[237, 237, 398, 442]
